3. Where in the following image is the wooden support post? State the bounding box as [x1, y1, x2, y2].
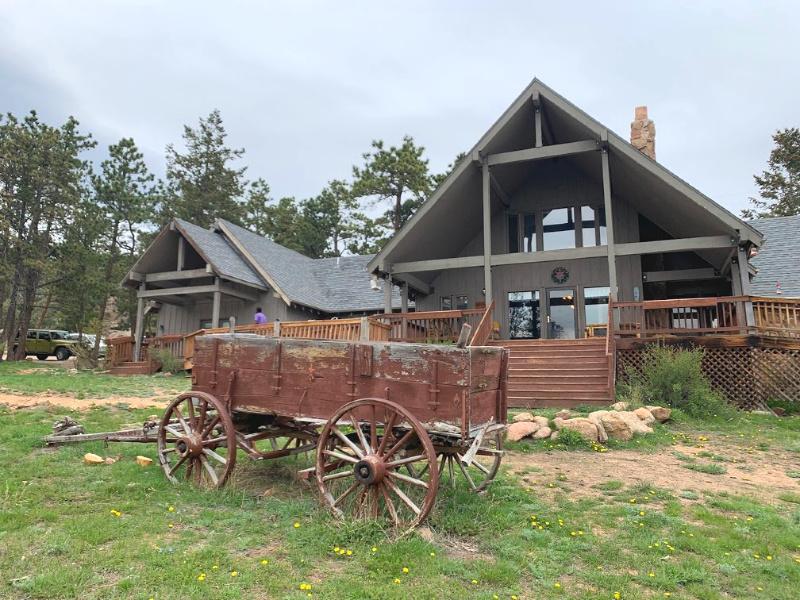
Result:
[212, 278, 221, 328]
[482, 160, 493, 306]
[383, 275, 393, 313]
[600, 132, 618, 302]
[133, 284, 145, 361]
[273, 320, 281, 336]
[533, 94, 543, 147]
[359, 317, 370, 341]
[736, 246, 755, 327]
[177, 236, 185, 271]
[400, 283, 409, 339]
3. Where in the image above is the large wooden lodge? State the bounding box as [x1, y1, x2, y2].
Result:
[115, 79, 800, 409]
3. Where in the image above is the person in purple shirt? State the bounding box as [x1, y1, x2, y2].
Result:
[254, 307, 268, 324]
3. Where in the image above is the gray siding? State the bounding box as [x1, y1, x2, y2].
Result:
[417, 160, 644, 337]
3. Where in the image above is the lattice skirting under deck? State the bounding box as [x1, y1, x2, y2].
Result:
[616, 342, 800, 411]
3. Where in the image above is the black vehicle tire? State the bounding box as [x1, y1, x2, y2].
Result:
[55, 347, 71, 361]
[36, 354, 49, 361]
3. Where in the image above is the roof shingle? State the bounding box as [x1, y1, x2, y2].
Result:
[747, 215, 800, 297]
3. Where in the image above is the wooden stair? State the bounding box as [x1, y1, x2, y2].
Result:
[108, 361, 156, 376]
[493, 338, 612, 408]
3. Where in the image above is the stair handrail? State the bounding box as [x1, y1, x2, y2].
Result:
[469, 300, 496, 346]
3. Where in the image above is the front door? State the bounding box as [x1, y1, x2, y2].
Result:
[547, 288, 577, 339]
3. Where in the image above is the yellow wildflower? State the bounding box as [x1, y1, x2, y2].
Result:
[260, 559, 268, 565]
[294, 522, 301, 528]
[230, 571, 238, 577]
[402, 567, 409, 574]
[554, 582, 561, 588]
[393, 578, 401, 584]
[371, 546, 378, 553]
[168, 505, 175, 512]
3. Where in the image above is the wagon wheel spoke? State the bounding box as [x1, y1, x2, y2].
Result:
[447, 455, 456, 489]
[316, 398, 439, 530]
[455, 454, 478, 490]
[331, 426, 365, 459]
[157, 392, 236, 489]
[346, 411, 371, 456]
[380, 483, 400, 527]
[446, 432, 503, 493]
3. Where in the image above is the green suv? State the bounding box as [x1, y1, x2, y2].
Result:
[14, 329, 80, 361]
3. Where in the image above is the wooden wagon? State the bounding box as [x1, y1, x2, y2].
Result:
[156, 333, 508, 528]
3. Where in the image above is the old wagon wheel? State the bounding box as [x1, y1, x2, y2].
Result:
[157, 391, 236, 489]
[438, 430, 503, 493]
[315, 398, 439, 529]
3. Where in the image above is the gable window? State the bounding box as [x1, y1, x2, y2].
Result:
[580, 206, 607, 247]
[542, 207, 576, 250]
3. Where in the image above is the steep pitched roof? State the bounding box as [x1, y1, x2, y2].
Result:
[747, 215, 800, 297]
[173, 219, 264, 288]
[368, 77, 762, 274]
[216, 219, 398, 313]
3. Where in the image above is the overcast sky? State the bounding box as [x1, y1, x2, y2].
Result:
[2, 1, 798, 217]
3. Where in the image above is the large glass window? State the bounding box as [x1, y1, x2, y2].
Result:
[508, 291, 541, 339]
[548, 289, 576, 339]
[584, 286, 610, 335]
[523, 214, 536, 252]
[580, 206, 608, 247]
[542, 207, 576, 250]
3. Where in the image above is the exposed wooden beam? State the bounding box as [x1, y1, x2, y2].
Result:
[486, 140, 599, 166]
[482, 161, 493, 305]
[489, 172, 511, 207]
[391, 273, 431, 296]
[643, 268, 719, 283]
[143, 268, 211, 283]
[392, 255, 483, 273]
[492, 246, 607, 266]
[133, 283, 145, 361]
[214, 219, 291, 305]
[615, 235, 736, 257]
[737, 246, 756, 326]
[400, 283, 409, 313]
[219, 284, 259, 302]
[383, 275, 392, 314]
[177, 236, 186, 271]
[532, 93, 543, 147]
[138, 284, 219, 298]
[601, 132, 618, 301]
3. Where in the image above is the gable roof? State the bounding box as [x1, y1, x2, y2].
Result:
[368, 78, 762, 275]
[747, 215, 800, 297]
[216, 219, 400, 313]
[174, 219, 264, 288]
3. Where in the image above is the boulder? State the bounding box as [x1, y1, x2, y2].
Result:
[506, 421, 538, 442]
[533, 426, 552, 439]
[617, 411, 653, 435]
[553, 417, 566, 430]
[533, 416, 550, 428]
[646, 406, 672, 423]
[135, 455, 154, 467]
[610, 401, 630, 411]
[555, 409, 575, 420]
[558, 417, 600, 443]
[83, 453, 104, 465]
[596, 412, 633, 441]
[633, 407, 656, 425]
[512, 412, 536, 423]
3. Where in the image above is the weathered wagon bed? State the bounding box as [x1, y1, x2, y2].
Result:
[52, 333, 509, 528]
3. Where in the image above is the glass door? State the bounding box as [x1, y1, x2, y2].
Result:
[547, 289, 577, 339]
[508, 291, 541, 339]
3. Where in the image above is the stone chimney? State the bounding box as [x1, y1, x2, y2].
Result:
[630, 106, 655, 160]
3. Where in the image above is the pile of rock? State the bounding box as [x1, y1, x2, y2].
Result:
[506, 402, 672, 443]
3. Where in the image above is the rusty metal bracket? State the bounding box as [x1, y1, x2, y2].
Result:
[428, 360, 440, 411]
[272, 340, 283, 396]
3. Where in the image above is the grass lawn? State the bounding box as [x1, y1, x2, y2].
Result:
[1, 402, 799, 599]
[0, 361, 189, 399]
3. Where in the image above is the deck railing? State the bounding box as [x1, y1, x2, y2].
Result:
[107, 336, 135, 365]
[372, 308, 486, 344]
[610, 296, 750, 338]
[468, 301, 496, 346]
[610, 295, 800, 340]
[751, 296, 800, 338]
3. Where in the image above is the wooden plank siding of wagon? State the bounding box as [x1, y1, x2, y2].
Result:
[191, 334, 505, 437]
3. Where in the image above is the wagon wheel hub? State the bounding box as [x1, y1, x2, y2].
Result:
[353, 454, 386, 485]
[176, 435, 204, 458]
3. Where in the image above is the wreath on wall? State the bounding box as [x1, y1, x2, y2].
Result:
[551, 266, 570, 285]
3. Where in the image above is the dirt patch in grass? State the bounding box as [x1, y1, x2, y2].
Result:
[0, 391, 169, 410]
[505, 441, 800, 503]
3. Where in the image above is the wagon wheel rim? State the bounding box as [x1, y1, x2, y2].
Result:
[315, 397, 439, 530]
[438, 431, 503, 493]
[157, 391, 236, 489]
